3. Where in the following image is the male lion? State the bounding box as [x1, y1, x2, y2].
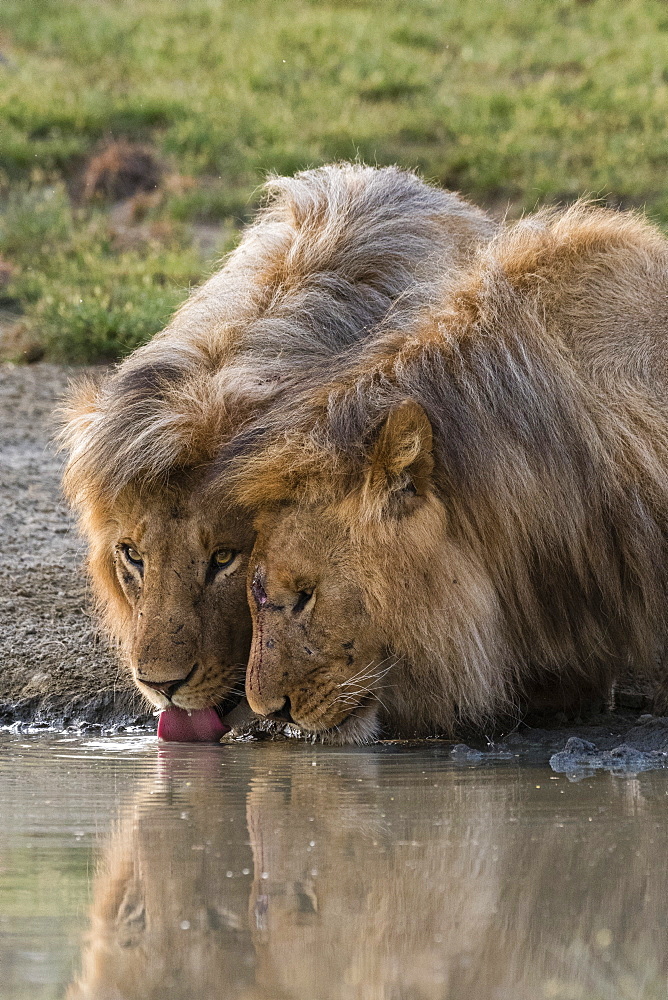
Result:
[230, 203, 668, 743]
[61, 163, 495, 740]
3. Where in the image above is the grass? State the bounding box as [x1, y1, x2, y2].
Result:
[0, 184, 203, 361]
[1, 0, 668, 361]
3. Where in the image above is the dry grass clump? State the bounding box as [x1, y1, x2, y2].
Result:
[82, 140, 164, 202]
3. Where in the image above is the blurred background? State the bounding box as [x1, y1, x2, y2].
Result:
[1, 0, 666, 363]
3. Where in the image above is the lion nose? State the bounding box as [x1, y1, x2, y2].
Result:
[139, 665, 197, 700]
[269, 698, 294, 725]
[140, 677, 187, 699]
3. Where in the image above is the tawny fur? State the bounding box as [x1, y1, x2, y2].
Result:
[59, 163, 495, 712]
[229, 202, 668, 741]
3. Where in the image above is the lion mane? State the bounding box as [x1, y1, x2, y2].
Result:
[230, 202, 668, 739]
[59, 163, 495, 707]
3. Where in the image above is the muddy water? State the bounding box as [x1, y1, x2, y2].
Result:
[1, 732, 667, 1000]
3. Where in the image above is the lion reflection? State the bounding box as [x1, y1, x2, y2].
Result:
[67, 747, 255, 1000]
[69, 747, 668, 1000]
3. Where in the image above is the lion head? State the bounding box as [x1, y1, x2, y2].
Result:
[240, 399, 508, 743]
[86, 471, 254, 715]
[232, 203, 668, 743]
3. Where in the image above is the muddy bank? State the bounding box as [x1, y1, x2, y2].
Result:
[3, 361, 668, 759]
[0, 362, 151, 729]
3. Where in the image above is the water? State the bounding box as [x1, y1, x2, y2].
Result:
[0, 732, 667, 1000]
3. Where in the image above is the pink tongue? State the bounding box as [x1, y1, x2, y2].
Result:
[157, 706, 230, 743]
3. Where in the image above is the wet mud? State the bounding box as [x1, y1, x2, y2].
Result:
[0, 362, 150, 729]
[549, 735, 668, 777]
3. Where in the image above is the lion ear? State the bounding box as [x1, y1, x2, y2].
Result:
[366, 400, 434, 497]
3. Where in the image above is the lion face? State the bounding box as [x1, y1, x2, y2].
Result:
[102, 474, 254, 714]
[246, 505, 388, 742]
[245, 402, 450, 742]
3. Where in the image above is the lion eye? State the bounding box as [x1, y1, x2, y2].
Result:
[293, 589, 314, 614]
[213, 549, 236, 569]
[122, 545, 143, 567]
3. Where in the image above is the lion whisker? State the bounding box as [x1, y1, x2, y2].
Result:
[339, 659, 396, 691]
[334, 656, 402, 717]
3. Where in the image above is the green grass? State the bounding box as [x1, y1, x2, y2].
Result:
[1, 0, 668, 360]
[0, 184, 203, 361]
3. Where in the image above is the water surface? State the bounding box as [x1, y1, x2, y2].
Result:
[1, 731, 667, 1000]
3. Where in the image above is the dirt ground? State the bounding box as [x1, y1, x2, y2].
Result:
[0, 362, 151, 729]
[3, 361, 668, 762]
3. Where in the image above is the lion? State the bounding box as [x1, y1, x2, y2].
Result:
[227, 203, 668, 743]
[61, 163, 495, 739]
